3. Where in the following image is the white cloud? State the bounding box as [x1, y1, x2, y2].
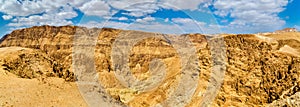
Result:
[164, 18, 169, 22]
[8, 14, 73, 27]
[0, 0, 108, 20]
[118, 17, 128, 21]
[108, 0, 157, 10]
[79, 20, 186, 34]
[80, 17, 221, 34]
[79, 0, 110, 17]
[143, 17, 156, 21]
[79, 21, 130, 29]
[130, 22, 183, 34]
[108, 0, 213, 17]
[0, 0, 45, 16]
[212, 0, 290, 33]
[7, 5, 76, 27]
[0, 0, 293, 34]
[160, 0, 212, 10]
[0, 0, 217, 34]
[2, 15, 12, 20]
[120, 3, 160, 17]
[172, 18, 221, 34]
[136, 16, 155, 23]
[0, 0, 77, 16]
[68, 0, 91, 7]
[57, 5, 78, 19]
[0, 0, 78, 29]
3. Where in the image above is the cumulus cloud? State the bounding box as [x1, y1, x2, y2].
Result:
[7, 5, 76, 27]
[164, 18, 169, 22]
[0, 0, 78, 29]
[113, 0, 212, 17]
[120, 3, 160, 17]
[79, 20, 183, 34]
[0, 0, 293, 34]
[79, 0, 110, 17]
[0, 0, 44, 16]
[81, 17, 221, 34]
[160, 0, 212, 10]
[212, 0, 290, 33]
[57, 5, 78, 19]
[2, 15, 12, 20]
[108, 0, 157, 10]
[0, 0, 109, 27]
[8, 15, 73, 27]
[118, 17, 128, 21]
[79, 21, 130, 29]
[136, 16, 155, 23]
[0, 0, 79, 16]
[172, 18, 221, 34]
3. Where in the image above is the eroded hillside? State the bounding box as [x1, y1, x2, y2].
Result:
[0, 25, 300, 106]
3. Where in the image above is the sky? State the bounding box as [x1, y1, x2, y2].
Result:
[0, 0, 298, 37]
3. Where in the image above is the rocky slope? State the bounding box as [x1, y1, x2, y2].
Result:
[0, 25, 300, 106]
[0, 47, 87, 107]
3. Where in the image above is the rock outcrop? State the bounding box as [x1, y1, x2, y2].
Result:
[275, 28, 298, 33]
[0, 25, 300, 106]
[0, 25, 76, 81]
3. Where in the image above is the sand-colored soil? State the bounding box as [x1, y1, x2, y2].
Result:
[0, 47, 87, 107]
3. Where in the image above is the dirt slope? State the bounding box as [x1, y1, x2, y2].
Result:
[0, 47, 87, 107]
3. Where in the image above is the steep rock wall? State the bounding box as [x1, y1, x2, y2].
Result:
[0, 26, 300, 106]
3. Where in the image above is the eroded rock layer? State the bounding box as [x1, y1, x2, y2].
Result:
[0, 25, 300, 106]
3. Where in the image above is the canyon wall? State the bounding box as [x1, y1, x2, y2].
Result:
[1, 25, 300, 106]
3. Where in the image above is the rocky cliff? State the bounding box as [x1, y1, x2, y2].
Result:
[0, 25, 300, 106]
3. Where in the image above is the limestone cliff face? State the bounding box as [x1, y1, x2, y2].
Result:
[0, 25, 300, 106]
[216, 34, 300, 106]
[0, 25, 76, 81]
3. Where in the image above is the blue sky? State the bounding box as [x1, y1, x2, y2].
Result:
[279, 0, 300, 28]
[0, 0, 298, 37]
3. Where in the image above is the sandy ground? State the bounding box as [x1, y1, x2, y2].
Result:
[278, 45, 300, 57]
[0, 47, 87, 107]
[266, 32, 300, 42]
[0, 66, 88, 107]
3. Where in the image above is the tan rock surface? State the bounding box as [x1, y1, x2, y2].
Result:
[0, 26, 300, 106]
